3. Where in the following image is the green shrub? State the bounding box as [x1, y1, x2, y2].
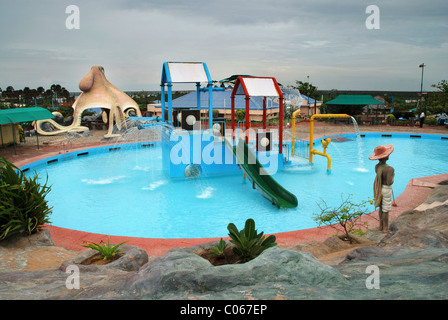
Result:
[18, 125, 25, 142]
[386, 114, 395, 125]
[227, 218, 277, 262]
[81, 236, 127, 261]
[425, 116, 437, 126]
[313, 194, 373, 243]
[235, 109, 246, 121]
[0, 157, 52, 240]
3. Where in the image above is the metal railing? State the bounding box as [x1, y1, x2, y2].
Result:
[292, 139, 309, 159]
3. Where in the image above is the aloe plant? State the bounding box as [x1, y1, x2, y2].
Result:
[81, 236, 127, 260]
[227, 218, 277, 262]
[0, 157, 52, 240]
[209, 238, 228, 257]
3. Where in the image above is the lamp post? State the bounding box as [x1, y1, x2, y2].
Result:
[419, 63, 425, 94]
[419, 63, 426, 114]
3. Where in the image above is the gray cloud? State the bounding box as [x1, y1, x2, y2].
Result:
[0, 0, 447, 92]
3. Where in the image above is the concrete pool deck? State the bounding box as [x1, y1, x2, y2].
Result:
[2, 123, 448, 256]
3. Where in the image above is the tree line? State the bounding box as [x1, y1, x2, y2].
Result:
[2, 79, 447, 119]
[0, 84, 71, 109]
[292, 79, 448, 117]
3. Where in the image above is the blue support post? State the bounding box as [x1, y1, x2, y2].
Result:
[196, 83, 201, 110]
[167, 84, 173, 126]
[201, 62, 214, 132]
[208, 83, 213, 131]
[160, 84, 165, 122]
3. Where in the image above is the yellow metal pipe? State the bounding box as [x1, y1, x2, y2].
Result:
[311, 149, 331, 172]
[309, 114, 351, 163]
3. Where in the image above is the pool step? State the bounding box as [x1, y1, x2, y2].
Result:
[330, 135, 353, 143]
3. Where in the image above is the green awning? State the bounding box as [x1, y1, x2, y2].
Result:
[0, 107, 55, 154]
[0, 107, 54, 125]
[325, 95, 385, 105]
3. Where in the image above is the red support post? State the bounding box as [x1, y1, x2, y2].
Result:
[231, 95, 235, 139]
[279, 97, 283, 154]
[263, 97, 267, 130]
[245, 97, 250, 145]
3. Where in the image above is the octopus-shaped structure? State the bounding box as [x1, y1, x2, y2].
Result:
[35, 66, 142, 138]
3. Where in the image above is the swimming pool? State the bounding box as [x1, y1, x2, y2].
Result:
[24, 132, 448, 239]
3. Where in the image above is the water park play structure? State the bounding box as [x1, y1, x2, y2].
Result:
[151, 62, 373, 208]
[34, 66, 142, 138]
[30, 61, 361, 210]
[155, 61, 298, 209]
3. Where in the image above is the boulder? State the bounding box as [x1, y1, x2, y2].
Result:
[378, 224, 448, 249]
[0, 229, 54, 249]
[130, 246, 347, 299]
[63, 116, 73, 126]
[40, 122, 53, 132]
[59, 244, 148, 273]
[54, 115, 64, 125]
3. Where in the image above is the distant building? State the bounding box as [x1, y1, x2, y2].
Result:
[146, 88, 322, 121]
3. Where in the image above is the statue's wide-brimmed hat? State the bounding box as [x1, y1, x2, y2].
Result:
[369, 144, 394, 160]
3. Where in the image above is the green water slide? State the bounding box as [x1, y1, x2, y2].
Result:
[225, 138, 298, 209]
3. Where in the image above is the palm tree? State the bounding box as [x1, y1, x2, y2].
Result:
[60, 88, 71, 105]
[23, 87, 31, 105]
[50, 84, 62, 106]
[36, 86, 45, 96]
[4, 86, 14, 98]
[43, 89, 54, 108]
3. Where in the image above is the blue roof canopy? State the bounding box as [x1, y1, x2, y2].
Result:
[154, 89, 317, 110]
[169, 89, 279, 110]
[158, 88, 321, 110]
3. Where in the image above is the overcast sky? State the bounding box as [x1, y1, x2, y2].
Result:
[0, 0, 447, 92]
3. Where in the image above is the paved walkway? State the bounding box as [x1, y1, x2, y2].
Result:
[1, 123, 447, 256]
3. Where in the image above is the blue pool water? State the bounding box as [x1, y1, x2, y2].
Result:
[25, 133, 448, 239]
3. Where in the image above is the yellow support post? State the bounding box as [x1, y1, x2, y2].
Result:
[310, 138, 332, 172]
[309, 114, 351, 164]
